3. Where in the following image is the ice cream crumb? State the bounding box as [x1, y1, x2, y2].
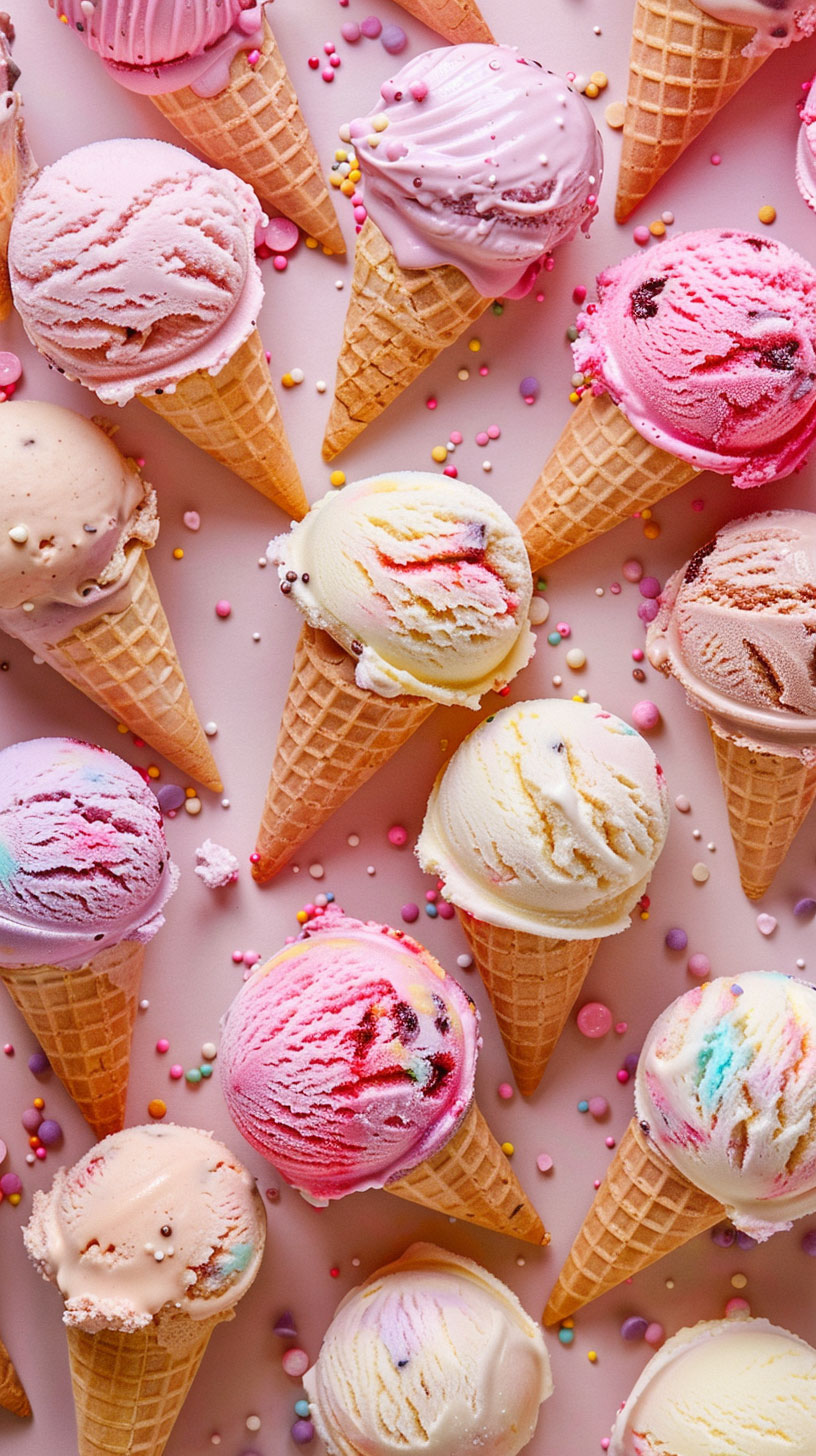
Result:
[194, 839, 239, 889]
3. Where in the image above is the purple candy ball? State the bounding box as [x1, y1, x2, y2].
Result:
[21, 1107, 42, 1133]
[360, 14, 382, 36]
[381, 23, 407, 53]
[520, 375, 540, 400]
[736, 1230, 757, 1250]
[156, 783, 186, 814]
[28, 1050, 50, 1075]
[638, 576, 661, 599]
[637, 599, 660, 625]
[665, 927, 688, 951]
[620, 1316, 649, 1341]
[801, 1228, 816, 1255]
[292, 1419, 315, 1444]
[37, 1119, 62, 1146]
[711, 1224, 736, 1247]
[794, 898, 816, 917]
[0, 1171, 22, 1196]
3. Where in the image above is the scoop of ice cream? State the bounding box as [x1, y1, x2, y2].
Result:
[696, 0, 816, 55]
[609, 1316, 816, 1455]
[635, 972, 816, 1239]
[304, 1242, 552, 1456]
[0, 738, 178, 970]
[50, 0, 266, 98]
[219, 908, 479, 1200]
[268, 472, 535, 708]
[9, 138, 264, 405]
[417, 699, 669, 937]
[574, 229, 816, 488]
[646, 510, 816, 756]
[796, 75, 816, 212]
[0, 401, 158, 644]
[346, 44, 602, 299]
[23, 1124, 266, 1333]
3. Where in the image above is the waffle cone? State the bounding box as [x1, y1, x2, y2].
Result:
[66, 1307, 230, 1456]
[707, 720, 816, 899]
[517, 391, 698, 572]
[252, 623, 435, 882]
[543, 1118, 723, 1324]
[150, 18, 343, 253]
[140, 328, 306, 518]
[322, 216, 489, 460]
[22, 549, 221, 792]
[0, 939, 145, 1139]
[0, 93, 23, 321]
[0, 1332, 30, 1419]
[616, 0, 763, 222]
[386, 1099, 549, 1245]
[392, 0, 495, 43]
[456, 910, 601, 1097]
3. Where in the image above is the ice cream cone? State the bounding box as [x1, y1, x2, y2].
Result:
[22, 548, 222, 793]
[0, 89, 26, 321]
[0, 1333, 30, 1419]
[543, 1118, 723, 1324]
[66, 1306, 230, 1456]
[150, 17, 343, 254]
[252, 623, 435, 882]
[391, 0, 495, 43]
[456, 910, 602, 1096]
[322, 216, 489, 460]
[706, 720, 816, 899]
[0, 939, 145, 1139]
[387, 1099, 549, 1245]
[140, 327, 306, 518]
[616, 0, 763, 223]
[517, 391, 698, 572]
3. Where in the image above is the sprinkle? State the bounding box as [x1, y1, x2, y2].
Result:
[795, 897, 816, 917]
[400, 903, 419, 924]
[501, 1141, 514, 1156]
[565, 648, 586, 670]
[185, 1068, 203, 1084]
[536, 1152, 554, 1173]
[576, 1002, 612, 1038]
[587, 1350, 598, 1364]
[649, 220, 666, 238]
[631, 701, 660, 732]
[498, 1082, 514, 1101]
[520, 375, 540, 401]
[431, 445, 448, 463]
[730, 1272, 748, 1289]
[468, 338, 481, 353]
[148, 1099, 167, 1119]
[8, 524, 28, 543]
[801, 1228, 816, 1255]
[329, 470, 346, 487]
[387, 825, 408, 847]
[756, 913, 777, 936]
[639, 575, 661, 599]
[725, 1297, 751, 1317]
[291, 1420, 315, 1445]
[529, 598, 550, 626]
[644, 1322, 665, 1347]
[215, 600, 231, 619]
[360, 14, 382, 37]
[282, 1348, 310, 1378]
[633, 225, 650, 245]
[201, 1043, 217, 1061]
[687, 952, 711, 979]
[457, 953, 473, 970]
[170, 1064, 184, 1080]
[691, 863, 710, 884]
[558, 1326, 574, 1344]
[664, 927, 688, 951]
[711, 153, 721, 165]
[758, 204, 776, 225]
[588, 1096, 609, 1119]
[674, 794, 690, 812]
[184, 797, 202, 817]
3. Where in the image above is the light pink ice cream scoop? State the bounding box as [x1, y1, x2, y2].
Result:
[574, 228, 816, 489]
[48, 0, 266, 97]
[345, 44, 603, 299]
[9, 137, 263, 405]
[0, 738, 178, 970]
[219, 908, 479, 1201]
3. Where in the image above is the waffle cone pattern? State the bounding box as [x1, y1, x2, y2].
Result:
[150, 18, 344, 253]
[0, 1333, 31, 1419]
[616, 0, 762, 222]
[0, 939, 145, 1139]
[517, 391, 698, 572]
[392, 0, 495, 43]
[707, 720, 816, 899]
[322, 216, 489, 460]
[66, 1309, 229, 1456]
[543, 1118, 723, 1324]
[253, 623, 435, 881]
[386, 1099, 549, 1245]
[30, 549, 222, 792]
[456, 910, 602, 1097]
[0, 105, 21, 321]
[140, 328, 306, 518]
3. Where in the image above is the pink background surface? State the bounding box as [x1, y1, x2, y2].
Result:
[3, 2, 816, 1453]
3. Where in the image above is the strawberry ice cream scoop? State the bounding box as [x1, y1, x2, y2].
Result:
[49, 0, 266, 98]
[0, 738, 178, 971]
[219, 909, 480, 1201]
[635, 972, 816, 1240]
[9, 138, 263, 405]
[574, 229, 816, 488]
[345, 44, 602, 299]
[269, 472, 535, 708]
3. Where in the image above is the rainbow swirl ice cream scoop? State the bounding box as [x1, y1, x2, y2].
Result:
[636, 972, 816, 1239]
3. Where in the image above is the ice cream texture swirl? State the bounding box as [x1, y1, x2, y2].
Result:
[219, 909, 480, 1200]
[269, 472, 535, 708]
[23, 1124, 266, 1333]
[346, 44, 602, 299]
[49, 0, 266, 97]
[636, 972, 816, 1239]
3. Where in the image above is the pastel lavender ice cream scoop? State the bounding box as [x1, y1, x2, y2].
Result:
[9, 137, 263, 405]
[49, 0, 266, 97]
[0, 738, 178, 970]
[345, 43, 603, 299]
[635, 971, 816, 1240]
[574, 229, 816, 488]
[23, 1124, 266, 1332]
[219, 908, 479, 1200]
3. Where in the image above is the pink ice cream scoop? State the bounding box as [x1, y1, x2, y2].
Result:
[9, 137, 263, 405]
[345, 44, 603, 299]
[574, 229, 816, 488]
[0, 738, 178, 971]
[48, 0, 266, 97]
[219, 908, 479, 1200]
